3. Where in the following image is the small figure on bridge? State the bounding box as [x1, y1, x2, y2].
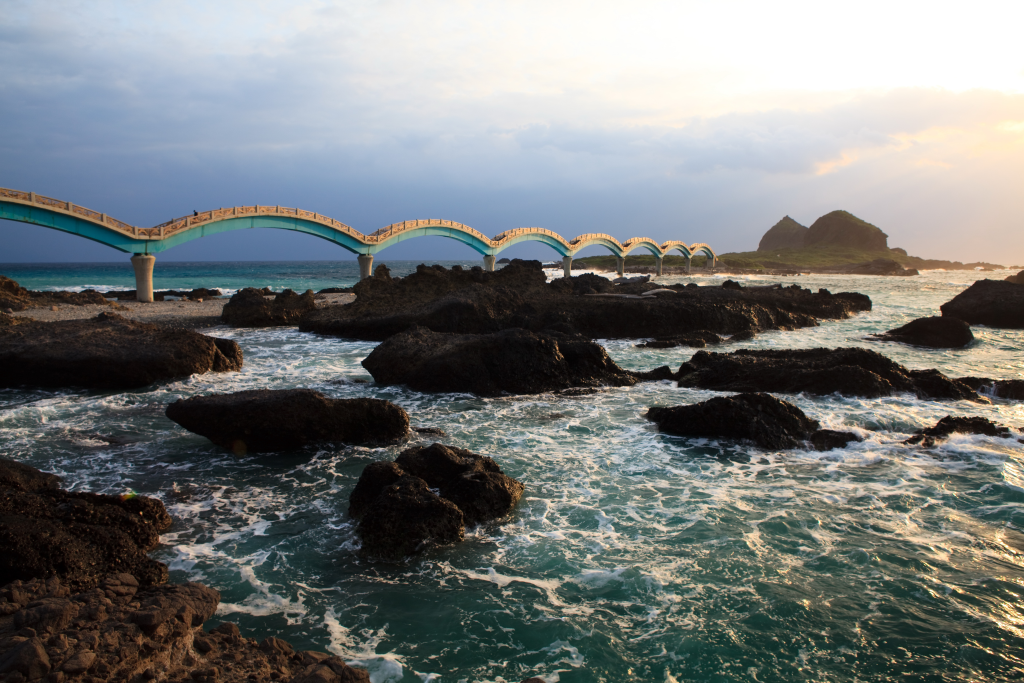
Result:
[193, 210, 198, 216]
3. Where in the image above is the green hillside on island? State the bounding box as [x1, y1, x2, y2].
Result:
[573, 210, 1004, 272]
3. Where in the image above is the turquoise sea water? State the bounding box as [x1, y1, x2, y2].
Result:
[1, 263, 1023, 683]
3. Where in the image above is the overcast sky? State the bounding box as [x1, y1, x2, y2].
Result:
[2, 0, 1023, 264]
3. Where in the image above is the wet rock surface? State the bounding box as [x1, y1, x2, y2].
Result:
[872, 316, 974, 348]
[647, 392, 856, 450]
[361, 325, 648, 396]
[0, 275, 109, 312]
[350, 444, 524, 560]
[0, 461, 370, 682]
[957, 377, 1024, 400]
[299, 260, 872, 341]
[0, 458, 172, 592]
[1006, 270, 1024, 285]
[165, 389, 410, 452]
[675, 348, 982, 401]
[222, 288, 317, 327]
[904, 416, 1012, 447]
[636, 330, 723, 349]
[0, 312, 243, 389]
[940, 279, 1024, 328]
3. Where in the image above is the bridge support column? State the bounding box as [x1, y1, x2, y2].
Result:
[562, 256, 572, 279]
[483, 255, 496, 271]
[710, 256, 717, 270]
[685, 256, 691, 274]
[131, 254, 155, 303]
[616, 257, 625, 277]
[655, 256, 663, 277]
[358, 254, 374, 280]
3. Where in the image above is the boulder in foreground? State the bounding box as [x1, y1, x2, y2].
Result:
[0, 458, 172, 591]
[904, 415, 1012, 447]
[0, 312, 242, 389]
[362, 326, 648, 396]
[872, 316, 974, 348]
[676, 347, 982, 401]
[940, 279, 1024, 328]
[166, 389, 410, 452]
[350, 443, 524, 560]
[221, 287, 317, 327]
[646, 392, 860, 451]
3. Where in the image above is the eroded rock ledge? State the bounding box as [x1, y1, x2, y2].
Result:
[299, 260, 872, 341]
[0, 313, 242, 390]
[0, 459, 369, 683]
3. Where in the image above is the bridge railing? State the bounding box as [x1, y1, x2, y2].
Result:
[0, 187, 139, 237]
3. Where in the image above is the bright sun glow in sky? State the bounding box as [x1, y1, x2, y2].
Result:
[1, 0, 1023, 263]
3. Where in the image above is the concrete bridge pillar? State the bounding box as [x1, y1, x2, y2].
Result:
[483, 255, 496, 271]
[616, 257, 625, 277]
[685, 256, 692, 274]
[358, 254, 374, 280]
[562, 256, 572, 278]
[655, 256, 663, 277]
[131, 254, 155, 303]
[710, 256, 717, 270]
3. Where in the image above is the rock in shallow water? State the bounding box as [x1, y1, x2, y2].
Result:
[351, 444, 524, 560]
[872, 316, 974, 348]
[940, 279, 1024, 328]
[221, 287, 317, 327]
[361, 325, 647, 396]
[165, 389, 410, 452]
[904, 416, 1012, 447]
[0, 312, 242, 389]
[957, 377, 1024, 400]
[676, 347, 981, 401]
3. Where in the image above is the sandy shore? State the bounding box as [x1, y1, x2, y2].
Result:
[10, 293, 355, 330]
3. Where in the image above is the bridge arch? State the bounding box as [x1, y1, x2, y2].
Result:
[567, 234, 624, 258]
[491, 228, 572, 258]
[660, 240, 693, 258]
[621, 237, 663, 257]
[366, 220, 494, 256]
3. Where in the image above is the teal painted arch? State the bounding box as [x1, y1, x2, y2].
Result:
[492, 232, 571, 258]
[622, 239, 662, 257]
[0, 200, 149, 253]
[662, 243, 694, 258]
[156, 216, 369, 254]
[369, 225, 494, 256]
[689, 243, 718, 260]
[568, 237, 623, 258]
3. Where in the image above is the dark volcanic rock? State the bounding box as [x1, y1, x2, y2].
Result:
[0, 574, 369, 683]
[0, 275, 109, 311]
[299, 260, 872, 341]
[811, 430, 862, 451]
[904, 416, 1011, 447]
[637, 331, 722, 349]
[222, 287, 318, 327]
[845, 259, 918, 276]
[647, 393, 820, 450]
[0, 459, 172, 591]
[165, 389, 410, 452]
[940, 279, 1024, 328]
[957, 377, 1024, 400]
[1006, 270, 1024, 285]
[356, 475, 466, 560]
[676, 348, 981, 401]
[0, 312, 243, 389]
[872, 316, 974, 348]
[351, 444, 524, 559]
[361, 326, 642, 396]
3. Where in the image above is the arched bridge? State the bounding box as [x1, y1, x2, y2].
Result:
[0, 187, 718, 302]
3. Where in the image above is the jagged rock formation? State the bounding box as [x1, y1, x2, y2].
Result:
[872, 316, 974, 348]
[221, 288, 318, 327]
[675, 348, 982, 401]
[757, 216, 808, 252]
[805, 210, 889, 251]
[957, 377, 1024, 400]
[0, 313, 242, 389]
[165, 389, 410, 452]
[940, 280, 1024, 328]
[300, 261, 872, 341]
[1006, 270, 1024, 285]
[0, 275, 109, 312]
[646, 393, 860, 451]
[904, 416, 1012, 447]
[0, 459, 370, 682]
[350, 443, 524, 560]
[361, 326, 655, 396]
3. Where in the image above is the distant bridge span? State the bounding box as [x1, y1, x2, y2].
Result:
[0, 187, 717, 302]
